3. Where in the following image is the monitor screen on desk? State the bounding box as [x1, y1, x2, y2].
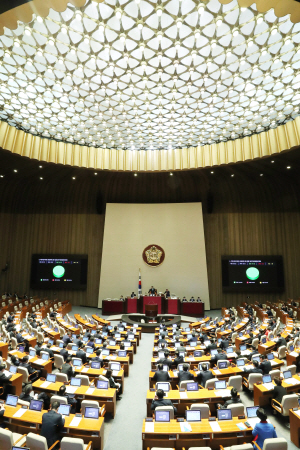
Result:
[109, 340, 116, 346]
[155, 410, 170, 422]
[210, 349, 218, 356]
[84, 407, 99, 419]
[29, 400, 43, 412]
[13, 447, 30, 450]
[59, 343, 64, 348]
[54, 328, 59, 332]
[190, 341, 197, 347]
[101, 349, 110, 356]
[179, 352, 185, 357]
[240, 345, 246, 351]
[70, 377, 82, 387]
[217, 409, 232, 421]
[10, 365, 17, 374]
[186, 334, 192, 339]
[239, 332, 243, 337]
[252, 356, 260, 363]
[118, 350, 127, 357]
[82, 337, 88, 342]
[215, 380, 226, 390]
[186, 382, 199, 391]
[263, 375, 272, 383]
[97, 380, 108, 390]
[41, 353, 49, 361]
[246, 406, 259, 418]
[114, 333, 121, 339]
[226, 347, 234, 354]
[178, 364, 184, 372]
[162, 365, 169, 372]
[156, 382, 170, 392]
[118, 327, 124, 332]
[86, 347, 93, 354]
[6, 394, 18, 407]
[236, 359, 245, 367]
[218, 361, 228, 369]
[72, 345, 78, 351]
[107, 326, 113, 330]
[283, 370, 292, 379]
[95, 339, 102, 344]
[110, 362, 121, 371]
[46, 373, 56, 383]
[72, 359, 82, 367]
[18, 346, 25, 353]
[102, 332, 108, 337]
[58, 404, 71, 416]
[261, 337, 267, 344]
[186, 410, 201, 422]
[174, 343, 180, 348]
[91, 330, 96, 334]
[123, 342, 131, 348]
[185, 327, 190, 332]
[267, 353, 274, 360]
[194, 351, 202, 357]
[48, 339, 54, 346]
[91, 361, 101, 369]
[290, 345, 294, 352]
[128, 333, 135, 339]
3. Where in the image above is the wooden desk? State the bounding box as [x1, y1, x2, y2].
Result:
[74, 366, 125, 394]
[8, 373, 23, 396]
[254, 375, 300, 407]
[2, 404, 104, 450]
[289, 409, 300, 448]
[91, 314, 110, 326]
[74, 314, 96, 330]
[32, 379, 117, 418]
[146, 388, 232, 417]
[8, 351, 53, 377]
[0, 342, 8, 359]
[258, 341, 276, 355]
[56, 317, 80, 335]
[40, 325, 60, 343]
[142, 418, 253, 450]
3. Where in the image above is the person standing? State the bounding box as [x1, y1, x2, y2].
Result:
[252, 408, 277, 449]
[40, 401, 64, 449]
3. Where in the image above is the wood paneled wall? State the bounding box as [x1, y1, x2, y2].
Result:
[0, 149, 300, 309]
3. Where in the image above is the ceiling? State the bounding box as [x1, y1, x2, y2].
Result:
[1, 0, 300, 154]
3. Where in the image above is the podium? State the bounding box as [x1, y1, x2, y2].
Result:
[140, 296, 165, 314]
[145, 304, 158, 317]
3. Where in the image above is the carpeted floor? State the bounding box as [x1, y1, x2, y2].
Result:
[69, 306, 297, 450]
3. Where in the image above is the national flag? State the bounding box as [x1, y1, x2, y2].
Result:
[138, 269, 142, 298]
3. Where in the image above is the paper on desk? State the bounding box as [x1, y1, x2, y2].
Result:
[270, 360, 277, 366]
[109, 356, 117, 360]
[188, 356, 194, 360]
[145, 422, 155, 432]
[214, 370, 221, 375]
[3, 370, 11, 377]
[112, 370, 119, 376]
[293, 410, 300, 417]
[81, 367, 89, 372]
[246, 365, 254, 370]
[40, 381, 52, 388]
[285, 378, 300, 385]
[180, 391, 188, 399]
[290, 351, 299, 357]
[263, 383, 274, 391]
[215, 389, 231, 397]
[10, 350, 17, 354]
[69, 417, 82, 427]
[241, 350, 251, 355]
[34, 359, 45, 365]
[210, 421, 222, 432]
[246, 418, 260, 427]
[66, 386, 78, 394]
[173, 370, 179, 376]
[236, 422, 247, 430]
[180, 422, 192, 432]
[13, 408, 27, 418]
[85, 387, 95, 395]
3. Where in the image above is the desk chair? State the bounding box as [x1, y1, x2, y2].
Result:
[277, 346, 287, 359]
[252, 338, 259, 349]
[61, 437, 93, 450]
[17, 366, 38, 385]
[189, 403, 210, 418]
[243, 373, 262, 392]
[0, 427, 27, 450]
[269, 369, 280, 380]
[81, 399, 100, 415]
[205, 379, 217, 389]
[253, 438, 287, 450]
[99, 374, 109, 382]
[228, 375, 242, 392]
[54, 354, 64, 370]
[285, 364, 296, 375]
[56, 373, 68, 383]
[26, 432, 60, 450]
[155, 405, 174, 419]
[11, 337, 17, 350]
[227, 403, 245, 416]
[180, 380, 196, 389]
[18, 399, 30, 407]
[271, 393, 298, 416]
[50, 395, 68, 406]
[37, 332, 45, 343]
[75, 374, 90, 386]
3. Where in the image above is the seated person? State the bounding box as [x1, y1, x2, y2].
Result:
[43, 343, 54, 359]
[164, 289, 170, 298]
[20, 356, 40, 381]
[105, 369, 122, 400]
[60, 343, 69, 362]
[219, 387, 242, 408]
[272, 377, 287, 404]
[0, 364, 12, 398]
[153, 363, 171, 382]
[189, 296, 195, 302]
[40, 401, 65, 449]
[86, 336, 95, 349]
[148, 286, 156, 296]
[275, 333, 287, 348]
[211, 349, 228, 365]
[57, 385, 77, 413]
[259, 355, 271, 375]
[196, 297, 202, 302]
[197, 363, 214, 387]
[91, 349, 104, 366]
[178, 364, 194, 383]
[246, 359, 263, 374]
[252, 408, 277, 449]
[182, 296, 187, 302]
[10, 355, 20, 367]
[19, 384, 34, 403]
[157, 352, 172, 369]
[219, 337, 230, 350]
[61, 356, 75, 380]
[75, 343, 87, 365]
[130, 292, 136, 298]
[151, 388, 177, 413]
[173, 350, 184, 367]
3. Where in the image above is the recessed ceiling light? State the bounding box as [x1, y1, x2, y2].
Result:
[287, 166, 291, 169]
[231, 174, 234, 177]
[39, 177, 43, 180]
[13, 169, 18, 173]
[134, 173, 137, 177]
[271, 160, 274, 163]
[210, 171, 214, 174]
[94, 172, 98, 175]
[72, 177, 76, 180]
[0, 175, 4, 178]
[170, 173, 173, 176]
[260, 173, 263, 176]
[39, 165, 43, 168]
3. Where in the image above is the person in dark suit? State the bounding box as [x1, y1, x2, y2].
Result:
[153, 364, 171, 382]
[196, 297, 202, 302]
[87, 337, 95, 349]
[35, 342, 43, 356]
[157, 336, 167, 345]
[151, 389, 177, 412]
[252, 408, 277, 450]
[189, 297, 195, 302]
[182, 297, 187, 302]
[62, 332, 72, 345]
[157, 352, 172, 369]
[246, 360, 263, 374]
[259, 355, 272, 375]
[43, 343, 54, 359]
[75, 343, 87, 365]
[219, 338, 230, 350]
[7, 314, 14, 324]
[219, 388, 242, 408]
[266, 307, 273, 317]
[19, 384, 34, 403]
[178, 364, 194, 383]
[173, 350, 184, 368]
[197, 363, 214, 387]
[130, 292, 136, 298]
[60, 344, 69, 362]
[57, 385, 77, 413]
[276, 333, 287, 348]
[188, 332, 198, 343]
[211, 349, 228, 365]
[16, 329, 25, 344]
[272, 377, 287, 405]
[91, 349, 103, 365]
[40, 401, 64, 449]
[206, 339, 217, 353]
[149, 286, 156, 295]
[164, 289, 170, 298]
[61, 357, 75, 380]
[20, 356, 40, 381]
[0, 364, 12, 398]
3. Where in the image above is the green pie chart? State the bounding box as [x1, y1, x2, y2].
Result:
[246, 267, 259, 280]
[53, 265, 65, 278]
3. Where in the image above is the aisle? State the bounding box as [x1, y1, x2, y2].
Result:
[103, 332, 154, 450]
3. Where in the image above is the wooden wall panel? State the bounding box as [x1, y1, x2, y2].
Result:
[0, 148, 300, 309]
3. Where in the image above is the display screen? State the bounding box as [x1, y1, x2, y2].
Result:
[30, 254, 88, 290]
[222, 255, 284, 292]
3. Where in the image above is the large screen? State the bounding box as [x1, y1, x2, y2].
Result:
[222, 256, 284, 292]
[30, 254, 88, 290]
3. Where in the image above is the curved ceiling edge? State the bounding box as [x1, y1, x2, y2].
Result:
[0, 117, 299, 172]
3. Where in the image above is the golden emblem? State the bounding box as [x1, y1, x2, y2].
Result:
[142, 244, 165, 267]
